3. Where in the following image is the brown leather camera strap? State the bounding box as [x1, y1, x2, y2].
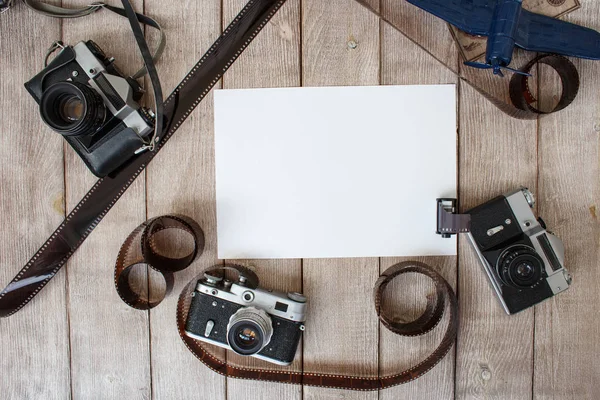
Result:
[22, 0, 166, 80]
[0, 0, 286, 318]
[354, 0, 581, 120]
[176, 261, 458, 391]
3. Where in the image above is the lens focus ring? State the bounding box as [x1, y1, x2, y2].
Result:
[497, 245, 544, 289]
[40, 82, 106, 136]
[226, 307, 273, 356]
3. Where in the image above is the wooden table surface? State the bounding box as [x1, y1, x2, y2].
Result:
[1, 0, 599, 399]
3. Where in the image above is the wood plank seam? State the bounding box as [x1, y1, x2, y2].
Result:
[59, 11, 76, 400]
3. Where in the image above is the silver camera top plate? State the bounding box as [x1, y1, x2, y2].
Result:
[503, 189, 570, 295]
[72, 42, 152, 139]
[196, 280, 307, 322]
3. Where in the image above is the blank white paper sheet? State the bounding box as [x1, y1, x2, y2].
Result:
[214, 85, 457, 259]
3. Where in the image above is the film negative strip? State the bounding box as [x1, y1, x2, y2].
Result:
[114, 219, 456, 390]
[1, 0, 461, 382]
[0, 0, 287, 318]
[114, 215, 204, 309]
[353, 0, 581, 120]
[436, 198, 471, 237]
[177, 261, 458, 391]
[509, 54, 580, 114]
[0, 0, 583, 319]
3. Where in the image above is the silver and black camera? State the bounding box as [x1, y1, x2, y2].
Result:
[24, 41, 154, 177]
[466, 188, 572, 314]
[185, 269, 307, 366]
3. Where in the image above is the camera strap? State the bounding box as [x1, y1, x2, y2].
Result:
[22, 0, 102, 17]
[118, 0, 163, 151]
[0, 0, 288, 318]
[0, 0, 14, 14]
[24, 0, 165, 150]
[176, 261, 458, 391]
[21, 0, 166, 81]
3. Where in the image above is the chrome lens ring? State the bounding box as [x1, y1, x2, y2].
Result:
[226, 307, 273, 356]
[497, 245, 544, 289]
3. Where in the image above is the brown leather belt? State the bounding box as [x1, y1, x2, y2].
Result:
[113, 216, 458, 391]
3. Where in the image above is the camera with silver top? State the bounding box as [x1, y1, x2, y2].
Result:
[185, 268, 307, 366]
[465, 188, 572, 314]
[24, 40, 155, 177]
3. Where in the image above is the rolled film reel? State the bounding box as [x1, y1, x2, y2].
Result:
[114, 215, 204, 309]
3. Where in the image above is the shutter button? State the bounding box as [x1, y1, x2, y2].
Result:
[205, 320, 215, 337]
[287, 292, 307, 303]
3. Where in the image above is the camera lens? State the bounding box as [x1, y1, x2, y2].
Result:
[58, 96, 85, 122]
[515, 262, 534, 278]
[233, 325, 259, 348]
[226, 307, 273, 356]
[497, 245, 544, 289]
[40, 82, 106, 136]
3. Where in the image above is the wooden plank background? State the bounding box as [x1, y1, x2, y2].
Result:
[0, 0, 598, 399]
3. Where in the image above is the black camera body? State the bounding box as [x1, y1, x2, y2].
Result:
[0, 0, 13, 13]
[25, 41, 154, 177]
[466, 188, 571, 314]
[185, 272, 307, 366]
